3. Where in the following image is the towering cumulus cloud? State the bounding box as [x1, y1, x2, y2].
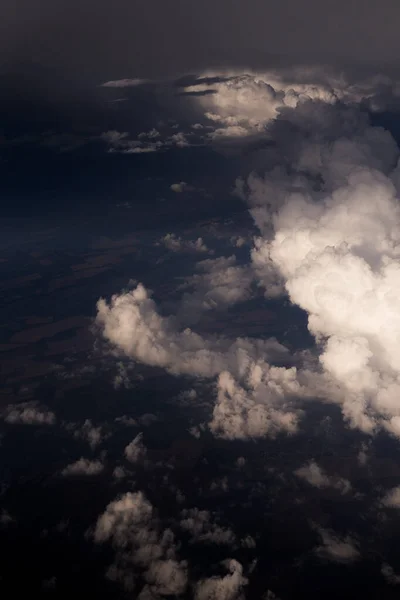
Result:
[240, 83, 400, 435]
[96, 69, 400, 441]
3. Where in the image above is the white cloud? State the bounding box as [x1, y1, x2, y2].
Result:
[357, 442, 370, 466]
[124, 432, 147, 464]
[209, 369, 302, 440]
[115, 415, 138, 427]
[4, 403, 56, 425]
[68, 419, 106, 449]
[96, 283, 289, 380]
[295, 461, 351, 494]
[61, 457, 104, 476]
[180, 508, 236, 545]
[94, 491, 188, 594]
[381, 486, 400, 508]
[95, 69, 400, 444]
[233, 81, 400, 437]
[194, 559, 248, 600]
[138, 129, 160, 139]
[160, 233, 209, 254]
[314, 528, 360, 563]
[170, 182, 189, 193]
[186, 70, 400, 140]
[95, 283, 303, 440]
[144, 559, 188, 595]
[170, 132, 189, 147]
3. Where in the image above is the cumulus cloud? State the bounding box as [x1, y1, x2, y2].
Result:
[160, 233, 209, 254]
[381, 486, 400, 508]
[95, 283, 305, 440]
[95, 283, 289, 380]
[194, 559, 248, 600]
[209, 369, 302, 440]
[180, 508, 236, 545]
[67, 419, 106, 449]
[295, 461, 351, 494]
[232, 75, 400, 438]
[124, 432, 147, 464]
[178, 256, 253, 322]
[4, 403, 56, 425]
[170, 182, 189, 193]
[93, 491, 188, 594]
[100, 128, 193, 155]
[95, 69, 400, 443]
[314, 528, 360, 563]
[61, 457, 104, 476]
[184, 70, 400, 140]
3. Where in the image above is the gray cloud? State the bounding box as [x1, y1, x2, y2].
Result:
[194, 559, 248, 600]
[295, 461, 352, 494]
[314, 528, 360, 564]
[4, 403, 56, 425]
[61, 457, 104, 477]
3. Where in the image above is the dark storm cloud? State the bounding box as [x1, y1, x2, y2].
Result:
[2, 0, 400, 85]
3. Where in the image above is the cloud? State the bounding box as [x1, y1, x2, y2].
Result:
[124, 432, 147, 464]
[233, 78, 400, 437]
[95, 283, 289, 380]
[67, 419, 106, 449]
[180, 508, 236, 545]
[170, 182, 189, 193]
[194, 559, 248, 600]
[295, 461, 351, 494]
[93, 491, 188, 594]
[95, 69, 400, 444]
[381, 486, 400, 508]
[101, 79, 149, 88]
[381, 563, 400, 585]
[183, 70, 400, 141]
[95, 281, 305, 440]
[209, 369, 302, 440]
[0, 509, 14, 527]
[61, 457, 104, 476]
[178, 256, 253, 323]
[314, 528, 360, 563]
[170, 132, 190, 147]
[4, 403, 56, 425]
[160, 233, 209, 254]
[143, 559, 188, 596]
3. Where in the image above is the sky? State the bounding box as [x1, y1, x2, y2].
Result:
[2, 0, 400, 85]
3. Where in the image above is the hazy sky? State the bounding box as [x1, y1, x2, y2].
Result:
[1, 0, 400, 83]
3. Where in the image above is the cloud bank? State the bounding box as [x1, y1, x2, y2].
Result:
[95, 68, 400, 443]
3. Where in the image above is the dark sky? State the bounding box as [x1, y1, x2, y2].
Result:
[1, 0, 400, 218]
[1, 0, 400, 84]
